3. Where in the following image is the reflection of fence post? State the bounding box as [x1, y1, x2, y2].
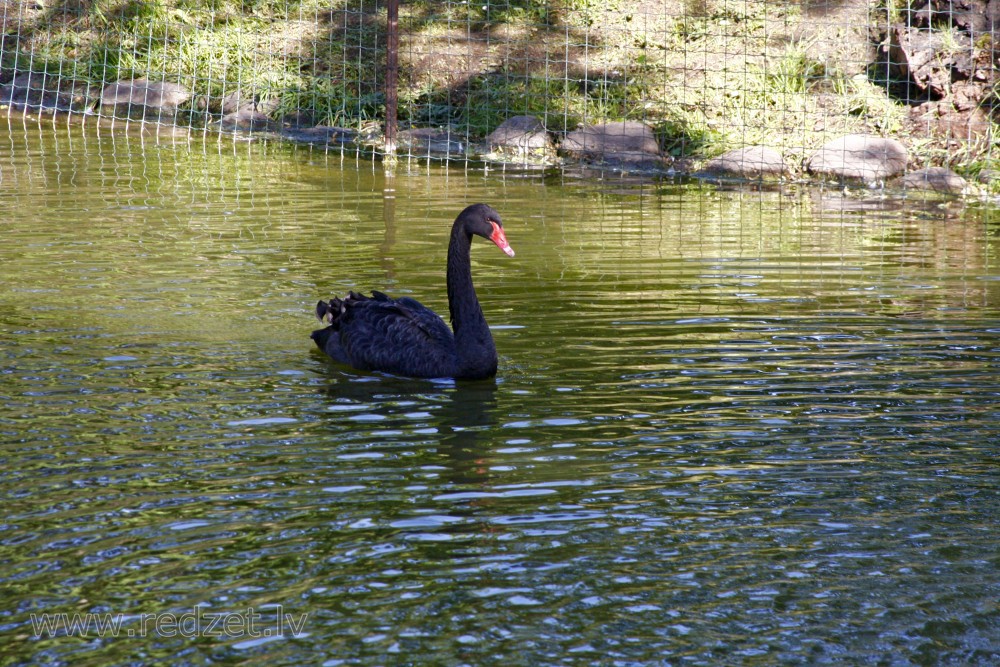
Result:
[384, 0, 399, 167]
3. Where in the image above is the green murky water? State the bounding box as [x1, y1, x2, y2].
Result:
[2, 118, 999, 665]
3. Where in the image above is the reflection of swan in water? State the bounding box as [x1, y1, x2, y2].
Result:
[435, 382, 499, 484]
[318, 376, 499, 484]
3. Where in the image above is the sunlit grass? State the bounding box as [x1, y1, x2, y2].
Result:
[1, 0, 995, 169]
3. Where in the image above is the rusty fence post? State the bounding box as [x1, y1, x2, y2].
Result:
[384, 0, 399, 169]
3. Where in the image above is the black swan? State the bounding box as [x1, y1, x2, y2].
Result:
[311, 203, 515, 380]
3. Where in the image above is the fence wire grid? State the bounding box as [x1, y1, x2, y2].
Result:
[0, 1, 997, 181]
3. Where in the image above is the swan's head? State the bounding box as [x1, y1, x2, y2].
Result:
[461, 203, 515, 258]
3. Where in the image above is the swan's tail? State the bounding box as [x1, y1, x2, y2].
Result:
[315, 298, 344, 325]
[316, 291, 387, 326]
[312, 296, 359, 362]
[312, 293, 372, 359]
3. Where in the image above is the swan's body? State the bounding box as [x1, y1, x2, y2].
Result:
[311, 203, 514, 380]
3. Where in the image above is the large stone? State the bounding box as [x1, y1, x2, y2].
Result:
[1, 72, 45, 106]
[901, 167, 967, 194]
[398, 128, 467, 156]
[219, 90, 256, 115]
[978, 169, 1000, 184]
[697, 146, 788, 181]
[806, 135, 908, 182]
[561, 121, 664, 170]
[219, 109, 279, 133]
[100, 79, 192, 116]
[281, 125, 357, 146]
[486, 115, 553, 153]
[0, 71, 93, 112]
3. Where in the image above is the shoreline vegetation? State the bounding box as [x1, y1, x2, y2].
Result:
[1, 1, 997, 196]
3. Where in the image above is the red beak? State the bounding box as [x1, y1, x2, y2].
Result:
[489, 221, 515, 257]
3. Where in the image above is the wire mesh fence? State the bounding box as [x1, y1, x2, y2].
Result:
[1, 1, 996, 187]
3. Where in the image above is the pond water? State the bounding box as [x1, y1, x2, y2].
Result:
[2, 117, 999, 665]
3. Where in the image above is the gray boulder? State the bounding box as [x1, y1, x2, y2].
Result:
[698, 146, 788, 180]
[486, 115, 554, 154]
[1, 72, 93, 112]
[398, 128, 467, 156]
[901, 167, 967, 194]
[219, 90, 256, 115]
[978, 169, 999, 185]
[806, 134, 908, 182]
[561, 121, 664, 170]
[100, 79, 192, 117]
[219, 109, 279, 133]
[281, 126, 357, 146]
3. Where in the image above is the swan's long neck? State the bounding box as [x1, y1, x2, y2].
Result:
[447, 226, 497, 374]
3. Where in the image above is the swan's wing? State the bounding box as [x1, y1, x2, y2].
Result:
[337, 294, 456, 375]
[394, 297, 455, 343]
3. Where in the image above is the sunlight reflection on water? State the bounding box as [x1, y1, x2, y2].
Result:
[1, 119, 999, 665]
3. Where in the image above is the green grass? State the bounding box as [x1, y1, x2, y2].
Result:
[1, 0, 995, 172]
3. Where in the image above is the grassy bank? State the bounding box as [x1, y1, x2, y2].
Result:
[2, 1, 996, 180]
